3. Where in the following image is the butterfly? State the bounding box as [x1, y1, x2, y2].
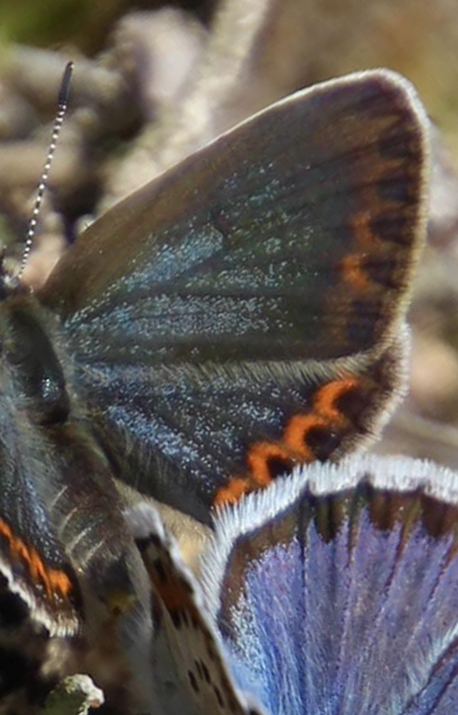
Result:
[127, 453, 458, 715]
[0, 66, 428, 710]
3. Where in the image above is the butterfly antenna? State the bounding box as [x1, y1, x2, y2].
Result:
[18, 60, 74, 280]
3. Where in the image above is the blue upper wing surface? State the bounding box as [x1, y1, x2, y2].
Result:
[201, 456, 458, 715]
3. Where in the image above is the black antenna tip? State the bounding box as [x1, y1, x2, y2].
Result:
[58, 61, 74, 107]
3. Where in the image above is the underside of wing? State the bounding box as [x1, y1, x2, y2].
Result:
[125, 501, 265, 715]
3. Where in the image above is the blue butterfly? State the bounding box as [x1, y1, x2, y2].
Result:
[128, 454, 458, 715]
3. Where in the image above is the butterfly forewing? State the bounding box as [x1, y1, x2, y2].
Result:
[41, 70, 427, 363]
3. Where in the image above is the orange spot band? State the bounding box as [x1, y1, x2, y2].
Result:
[284, 415, 328, 456]
[0, 518, 73, 600]
[313, 377, 359, 423]
[247, 442, 296, 486]
[349, 209, 379, 251]
[214, 375, 363, 510]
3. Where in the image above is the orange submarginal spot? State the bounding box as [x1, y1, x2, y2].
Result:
[339, 254, 372, 292]
[213, 476, 253, 508]
[147, 555, 204, 630]
[218, 376, 367, 509]
[313, 377, 361, 424]
[283, 414, 329, 458]
[0, 517, 73, 600]
[149, 562, 192, 614]
[247, 442, 295, 487]
[349, 209, 379, 251]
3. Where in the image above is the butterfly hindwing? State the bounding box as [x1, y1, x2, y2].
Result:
[125, 502, 265, 715]
[76, 336, 406, 523]
[201, 455, 458, 715]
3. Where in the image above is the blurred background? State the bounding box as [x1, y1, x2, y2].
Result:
[1, 0, 458, 472]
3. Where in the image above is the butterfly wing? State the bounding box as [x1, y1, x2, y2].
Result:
[0, 388, 81, 636]
[41, 69, 427, 361]
[63, 337, 406, 524]
[201, 455, 458, 715]
[125, 502, 266, 715]
[39, 70, 429, 522]
[0, 379, 151, 637]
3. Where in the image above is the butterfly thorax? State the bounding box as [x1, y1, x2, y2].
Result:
[0, 273, 70, 426]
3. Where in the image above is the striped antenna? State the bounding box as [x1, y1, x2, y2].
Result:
[18, 60, 74, 279]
